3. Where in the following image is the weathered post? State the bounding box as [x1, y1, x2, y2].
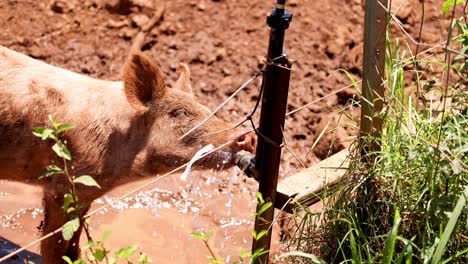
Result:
[251, 1, 292, 263]
[360, 0, 388, 156]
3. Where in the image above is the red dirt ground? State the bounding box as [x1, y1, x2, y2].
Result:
[0, 0, 454, 263]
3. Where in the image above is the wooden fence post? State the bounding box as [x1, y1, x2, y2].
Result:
[360, 0, 388, 155]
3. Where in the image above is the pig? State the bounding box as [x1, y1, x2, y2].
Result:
[0, 45, 256, 263]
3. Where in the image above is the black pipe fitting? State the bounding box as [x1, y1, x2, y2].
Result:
[235, 152, 259, 181]
[266, 8, 292, 30]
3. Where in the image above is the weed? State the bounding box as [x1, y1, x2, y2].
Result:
[284, 1, 467, 263]
[33, 116, 150, 264]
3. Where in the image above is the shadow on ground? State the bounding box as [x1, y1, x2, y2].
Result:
[0, 237, 42, 264]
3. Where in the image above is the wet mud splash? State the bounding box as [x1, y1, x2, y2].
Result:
[0, 168, 268, 263]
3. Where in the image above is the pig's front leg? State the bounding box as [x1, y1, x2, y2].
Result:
[41, 191, 90, 263]
[41, 190, 72, 264]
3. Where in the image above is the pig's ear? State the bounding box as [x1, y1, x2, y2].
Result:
[123, 52, 166, 112]
[173, 63, 193, 95]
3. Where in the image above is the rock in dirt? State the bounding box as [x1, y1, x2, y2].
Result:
[106, 19, 128, 28]
[215, 48, 227, 61]
[220, 76, 232, 87]
[168, 40, 177, 50]
[221, 67, 231, 76]
[391, 0, 413, 21]
[119, 27, 136, 40]
[159, 21, 177, 35]
[325, 27, 348, 59]
[100, 0, 156, 14]
[131, 13, 150, 28]
[26, 45, 49, 60]
[289, 0, 300, 7]
[197, 1, 206, 11]
[132, 0, 157, 9]
[200, 81, 215, 93]
[336, 88, 357, 105]
[100, 0, 155, 9]
[49, 0, 75, 13]
[101, 0, 132, 14]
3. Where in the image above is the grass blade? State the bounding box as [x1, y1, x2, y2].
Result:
[383, 208, 401, 264]
[431, 185, 468, 264]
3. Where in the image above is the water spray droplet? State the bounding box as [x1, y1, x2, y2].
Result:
[180, 144, 215, 181]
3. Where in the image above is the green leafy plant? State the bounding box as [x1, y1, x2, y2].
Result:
[33, 115, 150, 263]
[190, 192, 272, 264]
[33, 115, 99, 240]
[442, 0, 464, 14]
[191, 230, 224, 263]
[249, 192, 271, 263]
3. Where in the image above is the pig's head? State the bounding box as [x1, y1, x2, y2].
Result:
[123, 52, 256, 174]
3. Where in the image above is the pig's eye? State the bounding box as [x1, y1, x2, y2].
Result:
[169, 109, 191, 118]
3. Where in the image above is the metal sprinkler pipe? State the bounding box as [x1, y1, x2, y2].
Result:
[236, 1, 293, 263]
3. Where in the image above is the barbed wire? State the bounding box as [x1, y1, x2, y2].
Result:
[178, 69, 265, 141]
[9, 1, 462, 258]
[0, 59, 364, 262]
[380, 0, 468, 59]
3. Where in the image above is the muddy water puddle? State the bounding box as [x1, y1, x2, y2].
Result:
[0, 169, 262, 263]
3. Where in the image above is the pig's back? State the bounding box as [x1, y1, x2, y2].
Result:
[0, 45, 132, 182]
[0, 45, 129, 125]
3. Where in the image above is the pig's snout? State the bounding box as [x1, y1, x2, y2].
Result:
[232, 132, 257, 153]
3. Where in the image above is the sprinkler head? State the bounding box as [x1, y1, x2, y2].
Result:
[266, 8, 292, 30]
[234, 151, 260, 181]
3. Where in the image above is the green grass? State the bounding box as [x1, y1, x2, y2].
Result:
[283, 13, 467, 264]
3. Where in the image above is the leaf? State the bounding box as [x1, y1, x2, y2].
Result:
[62, 257, 85, 264]
[57, 123, 76, 134]
[66, 207, 77, 214]
[40, 165, 64, 179]
[116, 245, 138, 259]
[32, 128, 54, 140]
[137, 254, 149, 263]
[208, 256, 224, 264]
[383, 208, 401, 264]
[108, 257, 116, 264]
[431, 185, 468, 264]
[48, 115, 61, 129]
[52, 141, 72, 160]
[62, 256, 73, 264]
[101, 230, 111, 242]
[62, 217, 80, 241]
[239, 247, 250, 259]
[73, 175, 101, 189]
[81, 241, 97, 251]
[251, 230, 257, 239]
[251, 248, 269, 262]
[191, 230, 212, 241]
[63, 193, 77, 212]
[256, 192, 265, 204]
[191, 231, 206, 240]
[255, 230, 268, 241]
[443, 0, 463, 14]
[93, 248, 107, 261]
[257, 201, 272, 216]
